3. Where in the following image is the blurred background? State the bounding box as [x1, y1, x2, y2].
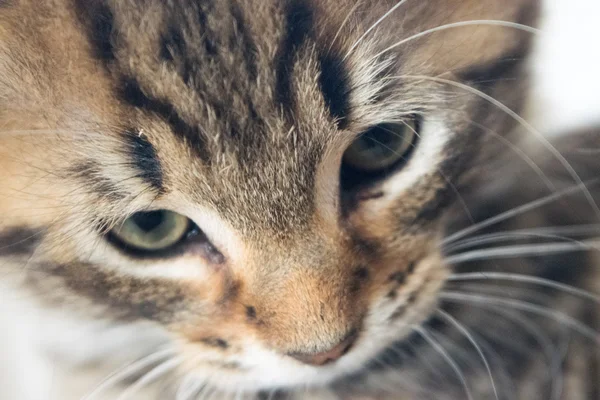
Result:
[530, 0, 600, 136]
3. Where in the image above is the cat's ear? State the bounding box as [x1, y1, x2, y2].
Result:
[398, 0, 540, 75]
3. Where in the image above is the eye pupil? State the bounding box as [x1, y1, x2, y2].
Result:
[132, 210, 165, 232]
[360, 126, 404, 156]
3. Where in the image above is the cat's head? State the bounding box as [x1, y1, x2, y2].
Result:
[0, 0, 538, 393]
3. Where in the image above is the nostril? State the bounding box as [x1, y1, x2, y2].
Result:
[288, 330, 358, 366]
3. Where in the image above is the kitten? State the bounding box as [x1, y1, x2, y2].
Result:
[0, 0, 598, 399]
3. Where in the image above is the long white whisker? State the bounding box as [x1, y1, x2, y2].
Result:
[445, 239, 600, 264]
[385, 343, 443, 397]
[442, 180, 600, 245]
[372, 20, 539, 61]
[467, 330, 517, 399]
[175, 374, 207, 400]
[444, 290, 570, 399]
[440, 292, 600, 343]
[489, 305, 560, 373]
[437, 309, 499, 400]
[549, 330, 569, 400]
[197, 385, 218, 400]
[461, 117, 555, 191]
[344, 0, 410, 60]
[413, 326, 473, 400]
[448, 272, 600, 303]
[445, 232, 577, 253]
[399, 74, 600, 220]
[115, 357, 183, 400]
[81, 347, 175, 400]
[445, 224, 600, 252]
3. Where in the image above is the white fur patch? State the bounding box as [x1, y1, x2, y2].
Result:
[382, 116, 450, 195]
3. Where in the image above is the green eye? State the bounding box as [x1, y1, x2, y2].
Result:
[343, 120, 418, 172]
[111, 210, 192, 252]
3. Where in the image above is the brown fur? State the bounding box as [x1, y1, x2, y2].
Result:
[5, 1, 596, 399]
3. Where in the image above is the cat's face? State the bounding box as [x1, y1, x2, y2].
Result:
[0, 0, 537, 393]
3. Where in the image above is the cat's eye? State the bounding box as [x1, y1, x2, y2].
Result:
[110, 210, 193, 252]
[343, 120, 418, 172]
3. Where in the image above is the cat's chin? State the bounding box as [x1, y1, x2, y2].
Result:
[177, 349, 361, 393]
[178, 324, 420, 393]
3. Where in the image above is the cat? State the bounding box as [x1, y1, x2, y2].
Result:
[1, 0, 599, 399]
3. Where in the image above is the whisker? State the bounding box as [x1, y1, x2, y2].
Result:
[548, 328, 570, 400]
[81, 347, 175, 400]
[443, 296, 568, 399]
[468, 329, 518, 399]
[371, 20, 539, 62]
[437, 309, 499, 400]
[344, 0, 410, 60]
[372, 350, 433, 398]
[398, 74, 600, 220]
[465, 118, 555, 191]
[412, 326, 473, 400]
[442, 179, 600, 245]
[490, 305, 564, 385]
[196, 385, 218, 400]
[445, 224, 600, 252]
[440, 291, 600, 343]
[115, 356, 183, 400]
[445, 229, 588, 254]
[445, 239, 600, 264]
[175, 374, 206, 400]
[448, 272, 600, 303]
[388, 339, 445, 384]
[432, 115, 555, 197]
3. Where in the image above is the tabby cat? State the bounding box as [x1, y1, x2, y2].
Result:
[1, 0, 599, 399]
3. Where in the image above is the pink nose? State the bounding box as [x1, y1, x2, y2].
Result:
[289, 331, 358, 366]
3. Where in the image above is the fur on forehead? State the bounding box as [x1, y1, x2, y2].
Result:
[0, 0, 538, 238]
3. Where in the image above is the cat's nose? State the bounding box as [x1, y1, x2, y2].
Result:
[288, 331, 358, 366]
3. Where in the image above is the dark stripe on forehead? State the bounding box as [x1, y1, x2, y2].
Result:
[160, 1, 258, 88]
[75, 0, 116, 61]
[229, 2, 258, 81]
[319, 53, 351, 129]
[123, 129, 164, 194]
[0, 227, 43, 257]
[160, 26, 193, 84]
[69, 161, 128, 201]
[275, 1, 351, 127]
[275, 0, 314, 113]
[120, 79, 211, 163]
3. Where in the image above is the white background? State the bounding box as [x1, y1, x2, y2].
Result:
[531, 0, 600, 135]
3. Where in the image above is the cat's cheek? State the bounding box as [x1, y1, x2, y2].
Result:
[382, 118, 451, 196]
[360, 254, 448, 342]
[169, 339, 334, 390]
